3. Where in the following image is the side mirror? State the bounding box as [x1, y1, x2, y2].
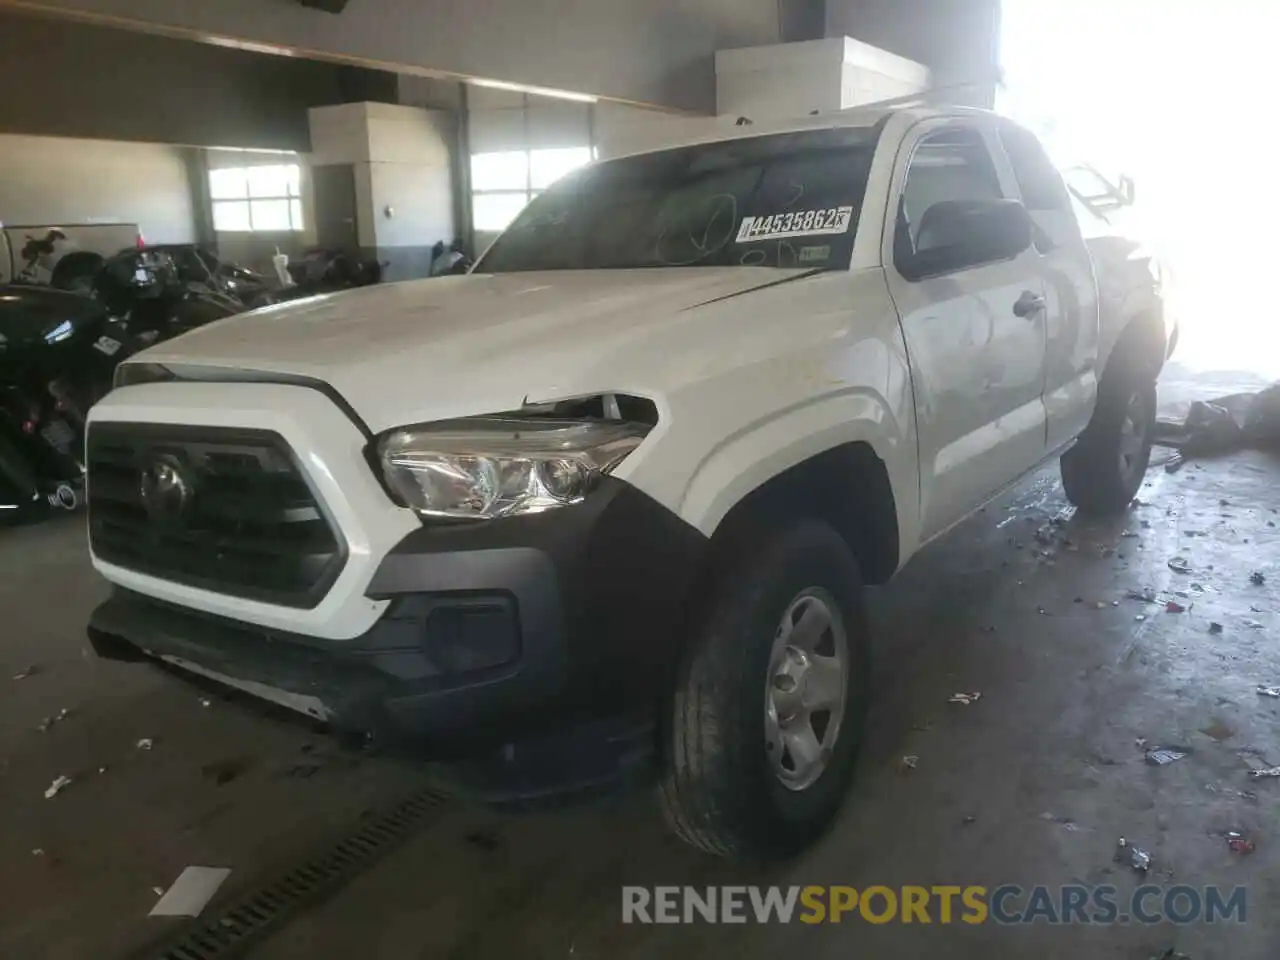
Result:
[1118, 174, 1137, 206]
[900, 199, 1033, 280]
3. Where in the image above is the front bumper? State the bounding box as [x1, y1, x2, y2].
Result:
[88, 477, 708, 753]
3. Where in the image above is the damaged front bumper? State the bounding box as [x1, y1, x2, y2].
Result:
[87, 477, 708, 791]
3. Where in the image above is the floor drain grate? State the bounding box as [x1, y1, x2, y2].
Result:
[139, 786, 452, 960]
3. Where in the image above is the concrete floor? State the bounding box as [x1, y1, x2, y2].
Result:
[1, 368, 1277, 960]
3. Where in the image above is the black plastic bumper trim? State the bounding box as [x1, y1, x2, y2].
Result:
[88, 477, 709, 752]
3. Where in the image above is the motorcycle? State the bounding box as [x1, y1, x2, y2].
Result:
[90, 246, 242, 344]
[0, 284, 121, 517]
[135, 243, 275, 310]
[273, 247, 385, 302]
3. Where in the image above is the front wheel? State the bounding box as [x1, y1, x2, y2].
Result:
[1061, 366, 1156, 515]
[659, 520, 869, 859]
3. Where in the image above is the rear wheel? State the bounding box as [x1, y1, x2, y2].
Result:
[1061, 361, 1156, 515]
[659, 520, 869, 859]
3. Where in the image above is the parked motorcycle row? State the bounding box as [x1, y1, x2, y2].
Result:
[0, 235, 384, 523]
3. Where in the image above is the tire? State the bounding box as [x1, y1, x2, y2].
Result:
[659, 519, 870, 860]
[1061, 359, 1156, 515]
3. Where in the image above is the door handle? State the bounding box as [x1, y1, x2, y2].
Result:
[1013, 290, 1046, 318]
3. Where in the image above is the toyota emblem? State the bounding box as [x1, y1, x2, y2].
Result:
[139, 455, 192, 523]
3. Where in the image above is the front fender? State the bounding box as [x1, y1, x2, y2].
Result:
[673, 389, 917, 547]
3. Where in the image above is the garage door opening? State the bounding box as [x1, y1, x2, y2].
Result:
[999, 0, 1280, 380]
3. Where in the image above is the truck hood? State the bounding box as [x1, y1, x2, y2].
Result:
[138, 267, 815, 432]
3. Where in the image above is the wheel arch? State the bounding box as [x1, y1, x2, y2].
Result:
[1102, 306, 1167, 384]
[700, 439, 902, 586]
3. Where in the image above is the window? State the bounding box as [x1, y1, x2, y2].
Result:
[999, 125, 1071, 213]
[210, 163, 304, 232]
[471, 147, 593, 232]
[476, 128, 878, 274]
[892, 127, 1017, 279]
[899, 128, 1004, 252]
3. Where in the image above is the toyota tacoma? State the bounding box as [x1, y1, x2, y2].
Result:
[85, 105, 1172, 859]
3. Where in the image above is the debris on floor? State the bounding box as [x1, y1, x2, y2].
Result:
[1149, 949, 1192, 960]
[44, 775, 72, 799]
[1166, 601, 1187, 614]
[148, 866, 232, 918]
[12, 665, 40, 680]
[1200, 719, 1235, 742]
[948, 692, 982, 705]
[1209, 622, 1225, 635]
[1248, 766, 1280, 780]
[1128, 587, 1158, 603]
[1145, 747, 1189, 766]
[202, 757, 252, 786]
[1251, 571, 1267, 586]
[136, 738, 154, 751]
[1039, 812, 1080, 832]
[1168, 557, 1192, 575]
[1115, 837, 1152, 873]
[1245, 619, 1266, 629]
[1225, 831, 1256, 855]
[898, 755, 919, 772]
[1257, 685, 1280, 699]
[37, 708, 71, 732]
[1154, 380, 1280, 456]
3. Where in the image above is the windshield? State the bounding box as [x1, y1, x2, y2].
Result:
[477, 127, 879, 274]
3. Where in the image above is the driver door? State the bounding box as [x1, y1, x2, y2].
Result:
[884, 120, 1049, 542]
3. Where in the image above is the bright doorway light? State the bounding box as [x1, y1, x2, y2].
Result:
[1000, 0, 1280, 376]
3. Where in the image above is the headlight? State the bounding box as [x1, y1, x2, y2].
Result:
[378, 417, 649, 519]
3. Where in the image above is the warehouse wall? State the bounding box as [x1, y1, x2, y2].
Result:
[0, 10, 393, 151]
[825, 0, 1001, 106]
[308, 101, 456, 280]
[0, 134, 194, 242]
[11, 0, 787, 112]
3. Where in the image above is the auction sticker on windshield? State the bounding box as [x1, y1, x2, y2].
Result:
[736, 206, 854, 243]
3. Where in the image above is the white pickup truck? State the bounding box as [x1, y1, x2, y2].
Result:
[84, 104, 1172, 860]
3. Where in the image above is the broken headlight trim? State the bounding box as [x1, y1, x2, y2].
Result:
[377, 417, 650, 519]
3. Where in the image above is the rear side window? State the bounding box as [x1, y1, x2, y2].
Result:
[998, 124, 1072, 213]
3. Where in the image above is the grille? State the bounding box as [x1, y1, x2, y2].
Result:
[87, 423, 346, 608]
